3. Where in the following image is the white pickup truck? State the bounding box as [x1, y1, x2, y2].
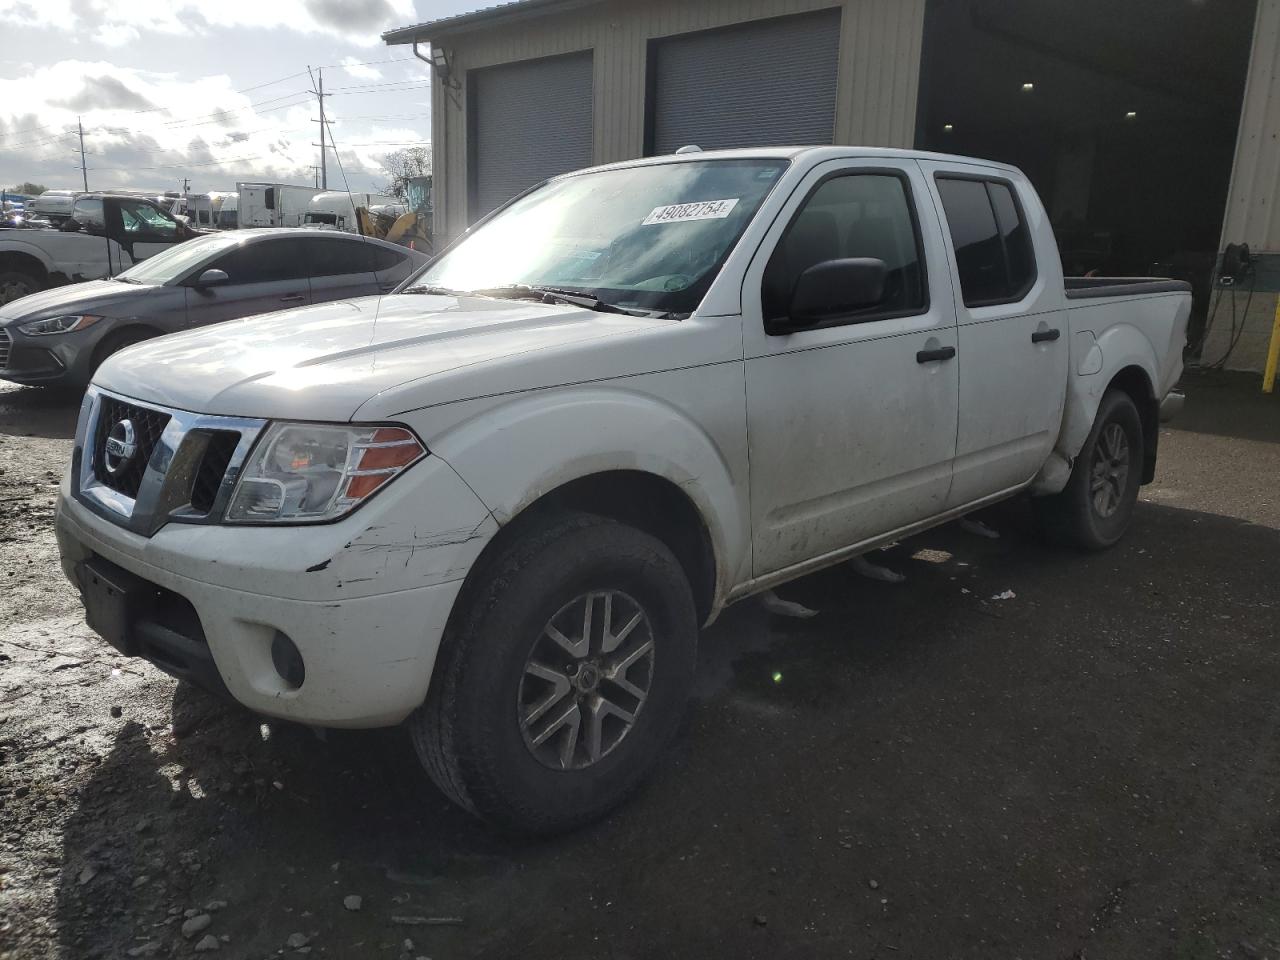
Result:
[55, 147, 1187, 833]
[0, 193, 199, 303]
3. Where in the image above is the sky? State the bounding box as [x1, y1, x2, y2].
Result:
[0, 0, 481, 195]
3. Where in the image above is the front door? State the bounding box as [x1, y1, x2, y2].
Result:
[183, 236, 311, 327]
[921, 166, 1068, 506]
[113, 198, 184, 266]
[743, 160, 960, 577]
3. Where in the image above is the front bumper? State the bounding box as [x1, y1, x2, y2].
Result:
[55, 452, 498, 728]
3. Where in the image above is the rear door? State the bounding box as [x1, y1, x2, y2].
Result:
[742, 159, 960, 577]
[183, 236, 310, 327]
[919, 164, 1069, 506]
[301, 237, 381, 303]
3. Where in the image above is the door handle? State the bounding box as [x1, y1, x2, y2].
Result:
[916, 345, 957, 364]
[279, 294, 306, 303]
[1032, 327, 1061, 343]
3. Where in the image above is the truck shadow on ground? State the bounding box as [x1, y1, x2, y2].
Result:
[0, 384, 81, 440]
[55, 498, 1280, 959]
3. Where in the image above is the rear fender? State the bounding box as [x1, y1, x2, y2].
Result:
[1033, 322, 1159, 494]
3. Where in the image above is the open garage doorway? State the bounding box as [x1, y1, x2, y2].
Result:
[915, 0, 1257, 334]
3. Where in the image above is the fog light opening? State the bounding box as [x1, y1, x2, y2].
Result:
[271, 631, 305, 690]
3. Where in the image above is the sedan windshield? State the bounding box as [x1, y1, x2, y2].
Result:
[412, 158, 789, 315]
[115, 233, 245, 285]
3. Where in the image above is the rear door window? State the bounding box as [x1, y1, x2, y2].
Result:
[935, 176, 1037, 307]
[302, 237, 376, 278]
[208, 238, 307, 285]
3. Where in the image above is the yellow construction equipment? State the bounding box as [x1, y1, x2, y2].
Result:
[383, 176, 433, 254]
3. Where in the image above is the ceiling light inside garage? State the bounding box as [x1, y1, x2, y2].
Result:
[943, 123, 954, 131]
[1126, 111, 1138, 119]
[1021, 82, 1035, 91]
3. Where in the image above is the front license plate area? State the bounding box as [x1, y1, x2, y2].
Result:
[79, 559, 149, 656]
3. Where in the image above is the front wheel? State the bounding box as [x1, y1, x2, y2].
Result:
[1034, 389, 1145, 550]
[410, 511, 698, 834]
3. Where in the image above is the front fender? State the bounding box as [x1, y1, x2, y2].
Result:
[421, 385, 749, 605]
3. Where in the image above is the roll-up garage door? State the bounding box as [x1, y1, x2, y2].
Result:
[650, 9, 841, 155]
[469, 51, 593, 221]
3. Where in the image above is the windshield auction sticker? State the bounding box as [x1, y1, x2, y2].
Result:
[642, 198, 740, 226]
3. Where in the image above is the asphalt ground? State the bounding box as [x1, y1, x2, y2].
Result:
[1, 369, 1278, 960]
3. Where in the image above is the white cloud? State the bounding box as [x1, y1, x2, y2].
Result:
[93, 22, 140, 46]
[0, 0, 415, 46]
[341, 57, 383, 82]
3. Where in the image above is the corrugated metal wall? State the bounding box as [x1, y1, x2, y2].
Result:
[1222, 0, 1280, 253]
[427, 0, 926, 240]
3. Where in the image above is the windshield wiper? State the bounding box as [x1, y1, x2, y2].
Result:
[113, 276, 142, 284]
[472, 284, 650, 317]
[404, 284, 465, 296]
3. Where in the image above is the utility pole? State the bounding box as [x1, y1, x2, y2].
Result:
[309, 67, 328, 190]
[77, 117, 88, 191]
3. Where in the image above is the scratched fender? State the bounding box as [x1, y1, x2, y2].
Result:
[1032, 294, 1187, 495]
[415, 379, 751, 612]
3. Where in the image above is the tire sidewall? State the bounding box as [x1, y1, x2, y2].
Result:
[1074, 391, 1144, 547]
[448, 519, 697, 831]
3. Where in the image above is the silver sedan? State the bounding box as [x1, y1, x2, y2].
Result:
[0, 229, 429, 388]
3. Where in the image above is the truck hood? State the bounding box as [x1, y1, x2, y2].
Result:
[0, 279, 151, 322]
[94, 293, 679, 421]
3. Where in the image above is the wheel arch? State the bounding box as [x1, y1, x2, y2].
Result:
[90, 323, 166, 369]
[1105, 364, 1158, 483]
[420, 385, 749, 624]
[0, 248, 51, 285]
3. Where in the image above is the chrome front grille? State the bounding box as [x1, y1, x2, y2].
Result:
[0, 328, 11, 369]
[92, 395, 172, 497]
[73, 387, 266, 536]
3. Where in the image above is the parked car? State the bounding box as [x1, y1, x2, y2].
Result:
[0, 229, 427, 387]
[0, 193, 203, 304]
[55, 147, 1188, 834]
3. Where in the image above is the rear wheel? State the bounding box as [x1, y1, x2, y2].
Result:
[1034, 389, 1145, 550]
[0, 270, 41, 305]
[409, 511, 697, 835]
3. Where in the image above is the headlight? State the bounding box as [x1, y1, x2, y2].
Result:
[19, 314, 103, 336]
[225, 423, 426, 524]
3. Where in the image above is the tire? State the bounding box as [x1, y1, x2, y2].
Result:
[410, 511, 698, 835]
[0, 270, 41, 305]
[1034, 389, 1145, 550]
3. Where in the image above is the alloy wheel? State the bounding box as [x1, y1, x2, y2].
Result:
[518, 590, 656, 770]
[1090, 421, 1130, 518]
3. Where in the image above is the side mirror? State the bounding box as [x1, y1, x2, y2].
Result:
[60, 218, 81, 233]
[778, 258, 888, 332]
[194, 268, 229, 289]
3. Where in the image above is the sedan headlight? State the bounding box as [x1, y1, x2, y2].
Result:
[19, 314, 103, 336]
[225, 423, 426, 524]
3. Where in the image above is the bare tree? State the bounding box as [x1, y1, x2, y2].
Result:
[378, 147, 431, 201]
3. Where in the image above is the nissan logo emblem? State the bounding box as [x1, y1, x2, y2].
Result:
[103, 419, 137, 476]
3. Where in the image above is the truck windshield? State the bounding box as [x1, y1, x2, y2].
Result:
[114, 233, 243, 285]
[410, 158, 789, 315]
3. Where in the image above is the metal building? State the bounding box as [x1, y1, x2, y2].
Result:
[385, 0, 1280, 372]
